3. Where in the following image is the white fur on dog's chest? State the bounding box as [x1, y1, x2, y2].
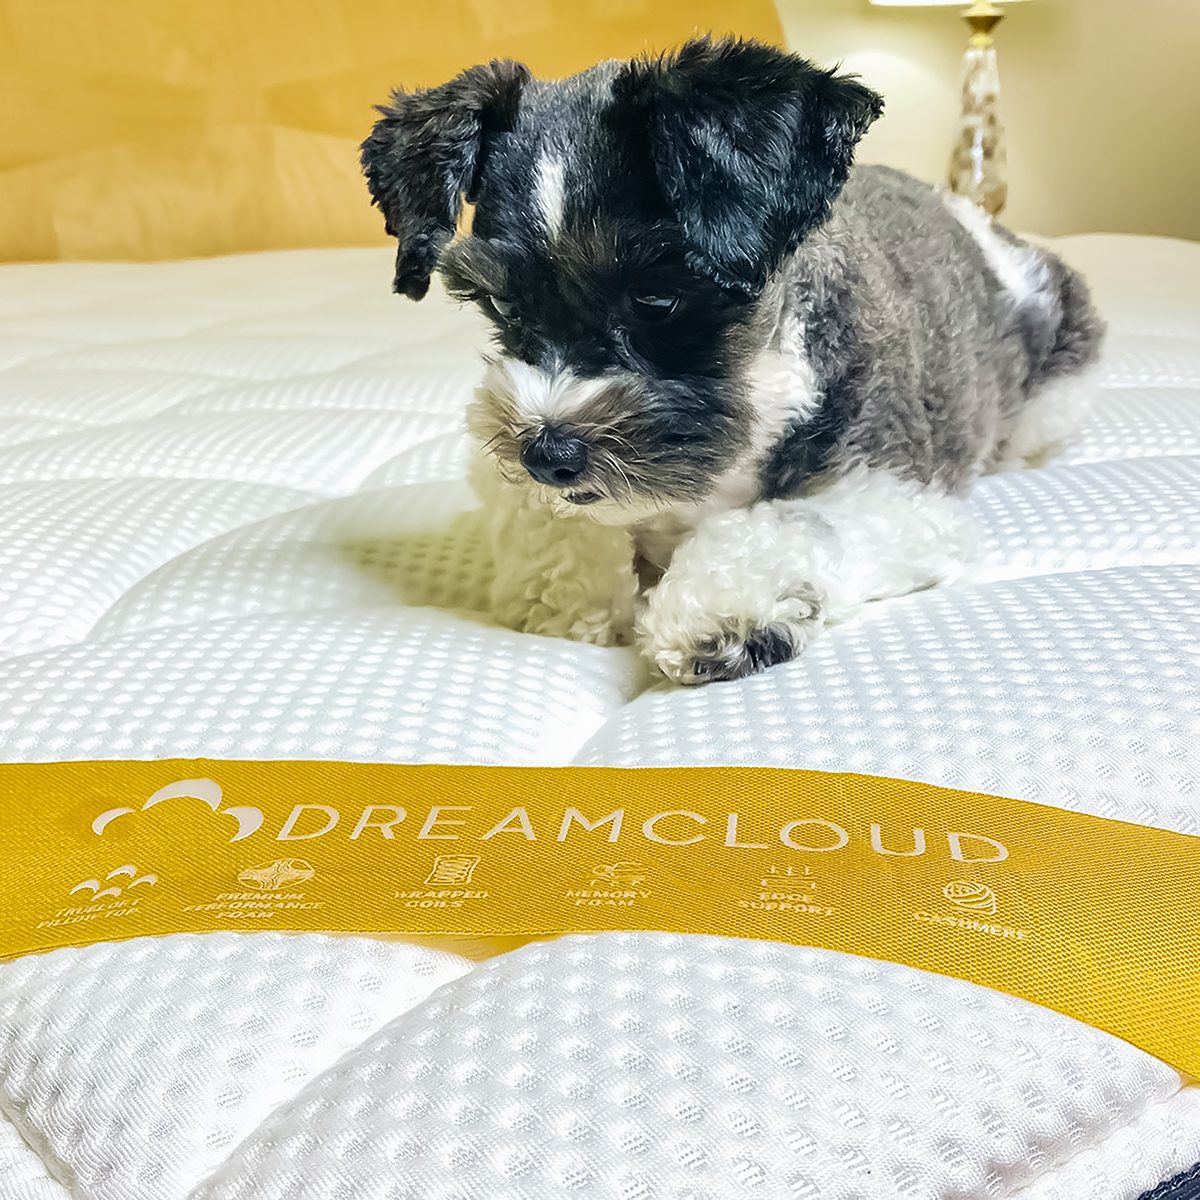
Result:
[746, 306, 820, 447]
[633, 513, 694, 575]
[633, 320, 820, 573]
[702, 305, 820, 515]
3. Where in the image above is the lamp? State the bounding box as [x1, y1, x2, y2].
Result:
[869, 0, 1029, 216]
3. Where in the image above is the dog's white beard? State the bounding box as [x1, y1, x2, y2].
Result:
[468, 357, 669, 526]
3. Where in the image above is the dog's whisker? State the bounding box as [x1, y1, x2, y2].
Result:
[590, 446, 632, 501]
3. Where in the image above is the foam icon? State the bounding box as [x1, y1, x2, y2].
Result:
[238, 859, 315, 891]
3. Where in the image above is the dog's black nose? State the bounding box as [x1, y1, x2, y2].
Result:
[520, 430, 589, 487]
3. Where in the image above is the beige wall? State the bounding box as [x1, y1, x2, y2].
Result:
[776, 0, 1200, 240]
[0, 0, 785, 261]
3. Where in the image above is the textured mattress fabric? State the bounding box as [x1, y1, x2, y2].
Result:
[0, 235, 1198, 1197]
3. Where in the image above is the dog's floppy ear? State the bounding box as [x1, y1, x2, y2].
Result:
[361, 59, 529, 300]
[613, 37, 882, 295]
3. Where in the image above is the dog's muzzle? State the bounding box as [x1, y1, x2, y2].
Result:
[520, 428, 588, 487]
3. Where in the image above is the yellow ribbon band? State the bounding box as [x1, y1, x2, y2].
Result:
[2, 760, 1196, 1076]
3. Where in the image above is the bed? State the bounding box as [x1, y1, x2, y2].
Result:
[0, 232, 1197, 1199]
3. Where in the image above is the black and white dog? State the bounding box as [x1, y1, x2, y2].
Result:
[362, 37, 1103, 684]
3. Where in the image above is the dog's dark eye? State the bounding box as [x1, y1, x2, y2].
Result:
[628, 293, 680, 322]
[487, 296, 518, 322]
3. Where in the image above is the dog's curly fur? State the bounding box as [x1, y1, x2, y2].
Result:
[362, 36, 1104, 685]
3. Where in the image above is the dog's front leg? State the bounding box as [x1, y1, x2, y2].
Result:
[474, 463, 638, 646]
[638, 468, 976, 684]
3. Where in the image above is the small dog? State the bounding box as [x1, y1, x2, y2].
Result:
[362, 37, 1103, 684]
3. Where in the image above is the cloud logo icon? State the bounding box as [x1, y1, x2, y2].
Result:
[92, 779, 263, 843]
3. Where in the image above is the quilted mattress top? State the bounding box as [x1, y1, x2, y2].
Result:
[0, 235, 1198, 1198]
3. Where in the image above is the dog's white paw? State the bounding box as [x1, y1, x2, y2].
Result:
[641, 591, 824, 685]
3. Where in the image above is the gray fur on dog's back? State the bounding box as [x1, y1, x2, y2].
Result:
[763, 165, 1105, 498]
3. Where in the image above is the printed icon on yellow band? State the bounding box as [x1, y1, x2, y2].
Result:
[237, 859, 315, 891]
[424, 855, 481, 886]
[942, 880, 998, 916]
[590, 862, 649, 887]
[91, 778, 263, 843]
[69, 864, 159, 903]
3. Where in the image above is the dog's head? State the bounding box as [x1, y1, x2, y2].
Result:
[362, 37, 881, 521]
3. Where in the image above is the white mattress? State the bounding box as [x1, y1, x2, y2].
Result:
[0, 236, 1198, 1198]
